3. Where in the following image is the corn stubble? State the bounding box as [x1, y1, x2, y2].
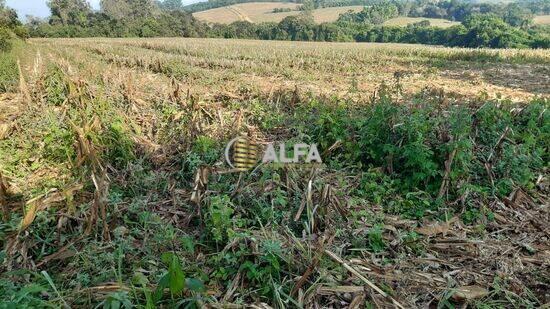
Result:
[0, 38, 548, 308]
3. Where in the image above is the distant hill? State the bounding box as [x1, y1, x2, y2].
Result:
[184, 0, 297, 14]
[193, 2, 364, 24]
[185, 0, 383, 13]
[383, 17, 460, 28]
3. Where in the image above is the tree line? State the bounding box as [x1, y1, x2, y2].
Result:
[25, 0, 208, 38]
[209, 13, 548, 48]
[0, 0, 28, 51]
[186, 0, 550, 19]
[1, 0, 548, 50]
[210, 1, 549, 48]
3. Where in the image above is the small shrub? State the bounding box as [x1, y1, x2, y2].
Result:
[0, 51, 17, 92]
[193, 135, 219, 164]
[44, 66, 69, 106]
[0, 27, 12, 52]
[102, 119, 136, 169]
[42, 115, 76, 163]
[13, 26, 29, 40]
[206, 195, 235, 243]
[368, 226, 386, 253]
[273, 8, 292, 13]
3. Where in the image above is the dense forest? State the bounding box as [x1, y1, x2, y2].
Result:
[0, 0, 549, 49]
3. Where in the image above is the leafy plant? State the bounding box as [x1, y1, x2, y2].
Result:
[0, 27, 12, 52]
[98, 292, 133, 309]
[205, 195, 235, 243]
[158, 252, 185, 297]
[367, 225, 386, 253]
[0, 44, 17, 92]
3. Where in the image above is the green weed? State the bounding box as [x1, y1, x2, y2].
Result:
[0, 48, 17, 92]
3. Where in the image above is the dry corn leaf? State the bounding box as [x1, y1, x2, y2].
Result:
[451, 285, 489, 301]
[36, 241, 78, 268]
[20, 202, 40, 231]
[416, 217, 457, 236]
[20, 184, 83, 231]
[317, 286, 364, 295]
[0, 172, 9, 220]
[0, 123, 11, 140]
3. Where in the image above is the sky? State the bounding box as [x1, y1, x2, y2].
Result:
[5, 0, 202, 20]
[6, 0, 100, 19]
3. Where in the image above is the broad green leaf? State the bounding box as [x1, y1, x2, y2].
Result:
[162, 252, 185, 295]
[185, 278, 205, 292]
[169, 257, 185, 295]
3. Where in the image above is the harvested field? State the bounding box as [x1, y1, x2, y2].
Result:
[383, 16, 461, 28]
[193, 2, 364, 24]
[534, 15, 550, 25]
[32, 37, 550, 101]
[0, 37, 549, 308]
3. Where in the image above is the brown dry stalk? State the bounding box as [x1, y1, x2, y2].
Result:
[223, 271, 242, 302]
[19, 184, 83, 232]
[0, 172, 9, 221]
[17, 60, 32, 104]
[438, 148, 457, 199]
[190, 166, 210, 206]
[292, 231, 334, 296]
[324, 250, 405, 309]
[293, 179, 312, 221]
[89, 171, 111, 241]
[487, 126, 511, 163]
[70, 118, 111, 239]
[36, 236, 83, 268]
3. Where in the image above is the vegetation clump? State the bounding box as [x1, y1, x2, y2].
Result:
[273, 7, 293, 13]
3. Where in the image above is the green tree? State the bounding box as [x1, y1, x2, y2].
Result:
[462, 14, 530, 48]
[337, 2, 398, 25]
[159, 0, 183, 11]
[48, 0, 91, 26]
[315, 22, 348, 41]
[100, 0, 131, 19]
[503, 3, 532, 28]
[279, 14, 315, 41]
[101, 0, 158, 20]
[129, 0, 158, 19]
[0, 26, 11, 52]
[0, 2, 20, 28]
[300, 0, 315, 12]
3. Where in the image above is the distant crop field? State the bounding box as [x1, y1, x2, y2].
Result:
[193, 2, 363, 24]
[533, 15, 550, 25]
[383, 17, 461, 28]
[306, 6, 364, 23]
[29, 37, 548, 101]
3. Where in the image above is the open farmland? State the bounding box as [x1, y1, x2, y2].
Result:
[1, 38, 549, 307]
[26, 38, 550, 101]
[383, 17, 461, 28]
[533, 14, 550, 25]
[193, 2, 364, 24]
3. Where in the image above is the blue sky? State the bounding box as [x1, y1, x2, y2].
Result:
[6, 0, 100, 19]
[6, 0, 202, 20]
